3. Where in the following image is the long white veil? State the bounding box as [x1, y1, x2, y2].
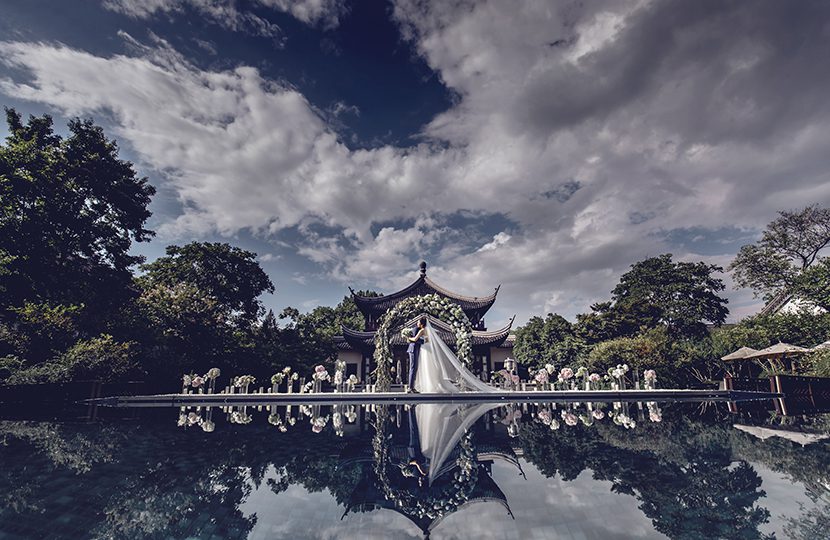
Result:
[415, 402, 501, 485]
[417, 320, 499, 393]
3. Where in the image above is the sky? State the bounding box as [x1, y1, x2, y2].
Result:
[1, 0, 829, 328]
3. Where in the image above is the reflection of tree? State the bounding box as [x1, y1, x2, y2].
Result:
[0, 418, 360, 539]
[783, 486, 830, 540]
[519, 410, 774, 539]
[0, 420, 126, 516]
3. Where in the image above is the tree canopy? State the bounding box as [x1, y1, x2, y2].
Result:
[730, 204, 830, 300]
[139, 242, 274, 321]
[0, 108, 155, 311]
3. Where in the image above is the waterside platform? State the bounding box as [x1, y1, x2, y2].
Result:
[88, 388, 782, 408]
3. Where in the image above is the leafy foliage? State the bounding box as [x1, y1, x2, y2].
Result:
[6, 334, 138, 384]
[730, 204, 830, 300]
[0, 109, 155, 314]
[513, 313, 585, 370]
[609, 254, 728, 339]
[139, 242, 274, 321]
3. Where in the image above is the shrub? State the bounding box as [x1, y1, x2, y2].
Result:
[6, 334, 139, 384]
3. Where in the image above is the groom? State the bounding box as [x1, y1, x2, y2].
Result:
[406, 317, 426, 393]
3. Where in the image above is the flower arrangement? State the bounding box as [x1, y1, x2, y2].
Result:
[271, 367, 298, 386]
[561, 410, 578, 426]
[643, 369, 657, 390]
[313, 365, 331, 382]
[372, 294, 473, 391]
[647, 401, 662, 422]
[534, 369, 549, 384]
[558, 367, 574, 382]
[610, 364, 629, 379]
[311, 415, 329, 433]
[401, 327, 414, 339]
[494, 369, 520, 386]
[182, 367, 221, 391]
[233, 375, 256, 388]
[610, 411, 636, 429]
[229, 410, 252, 424]
[589, 373, 601, 383]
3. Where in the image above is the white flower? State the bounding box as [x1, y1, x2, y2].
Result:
[200, 420, 215, 433]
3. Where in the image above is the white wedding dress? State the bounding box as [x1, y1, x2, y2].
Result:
[408, 321, 500, 484]
[413, 320, 499, 394]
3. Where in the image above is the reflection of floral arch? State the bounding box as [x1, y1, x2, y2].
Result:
[373, 294, 473, 391]
[371, 406, 478, 522]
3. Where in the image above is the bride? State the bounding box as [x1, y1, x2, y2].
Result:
[411, 319, 499, 394]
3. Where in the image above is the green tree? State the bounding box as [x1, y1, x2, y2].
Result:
[0, 109, 155, 312]
[139, 242, 274, 321]
[609, 254, 728, 339]
[6, 334, 138, 384]
[513, 314, 586, 370]
[729, 204, 830, 301]
[792, 256, 830, 311]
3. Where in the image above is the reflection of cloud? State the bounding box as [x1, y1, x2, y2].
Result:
[239, 456, 669, 539]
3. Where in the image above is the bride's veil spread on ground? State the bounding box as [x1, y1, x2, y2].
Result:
[415, 402, 502, 485]
[413, 320, 500, 394]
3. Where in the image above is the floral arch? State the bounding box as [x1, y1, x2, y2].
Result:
[372, 293, 474, 391]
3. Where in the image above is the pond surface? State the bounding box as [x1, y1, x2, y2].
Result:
[0, 399, 828, 540]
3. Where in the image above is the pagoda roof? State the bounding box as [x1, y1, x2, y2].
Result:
[338, 314, 515, 351]
[350, 262, 499, 318]
[342, 465, 513, 537]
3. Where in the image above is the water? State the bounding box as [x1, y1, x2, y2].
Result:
[0, 400, 828, 540]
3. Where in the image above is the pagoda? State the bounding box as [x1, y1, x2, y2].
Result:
[334, 262, 515, 383]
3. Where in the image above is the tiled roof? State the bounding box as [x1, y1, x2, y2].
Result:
[351, 275, 499, 317]
[338, 313, 514, 351]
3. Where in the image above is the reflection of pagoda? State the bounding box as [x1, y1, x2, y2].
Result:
[338, 438, 519, 538]
[334, 262, 515, 382]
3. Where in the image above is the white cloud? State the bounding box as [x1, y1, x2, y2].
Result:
[102, 0, 347, 32]
[478, 232, 511, 252]
[103, 0, 285, 41]
[259, 0, 347, 30]
[3, 0, 830, 322]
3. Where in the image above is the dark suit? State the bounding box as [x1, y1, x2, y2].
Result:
[407, 326, 423, 388]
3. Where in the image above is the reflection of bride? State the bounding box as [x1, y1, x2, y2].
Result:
[413, 320, 499, 394]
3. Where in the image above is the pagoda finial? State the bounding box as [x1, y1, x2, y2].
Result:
[419, 260, 427, 277]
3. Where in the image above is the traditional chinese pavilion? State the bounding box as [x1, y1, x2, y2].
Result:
[334, 262, 514, 383]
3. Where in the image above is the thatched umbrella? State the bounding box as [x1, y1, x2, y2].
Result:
[721, 346, 758, 362]
[745, 342, 810, 373]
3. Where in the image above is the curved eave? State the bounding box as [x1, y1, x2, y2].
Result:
[351, 276, 499, 317]
[338, 315, 514, 349]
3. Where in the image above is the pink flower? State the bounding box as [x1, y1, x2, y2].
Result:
[561, 411, 578, 426]
[314, 365, 326, 373]
[537, 409, 552, 425]
[191, 376, 205, 387]
[592, 409, 605, 420]
[534, 369, 549, 383]
[589, 373, 601, 383]
[649, 411, 662, 422]
[644, 370, 657, 381]
[559, 367, 574, 380]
